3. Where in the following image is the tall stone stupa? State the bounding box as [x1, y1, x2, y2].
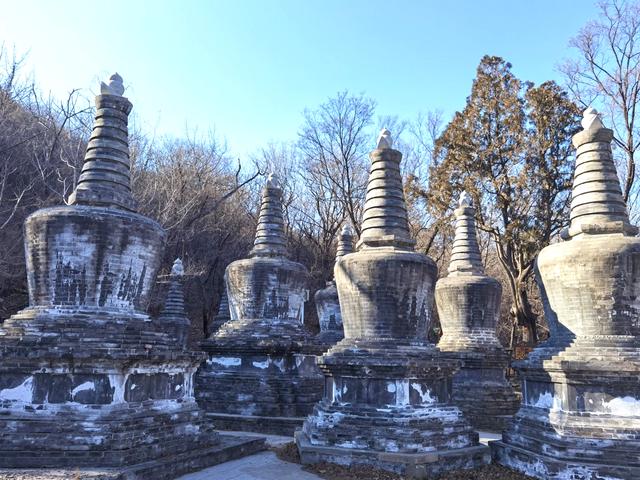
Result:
[296, 129, 489, 477]
[196, 173, 323, 435]
[436, 192, 519, 430]
[492, 108, 640, 479]
[0, 74, 263, 478]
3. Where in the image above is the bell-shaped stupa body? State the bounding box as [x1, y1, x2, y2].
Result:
[436, 193, 519, 430]
[0, 75, 262, 476]
[296, 130, 489, 476]
[492, 108, 640, 479]
[196, 174, 322, 435]
[313, 224, 355, 348]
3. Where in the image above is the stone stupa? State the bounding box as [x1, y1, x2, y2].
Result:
[492, 108, 640, 479]
[313, 223, 355, 349]
[207, 281, 231, 336]
[0, 74, 263, 478]
[196, 173, 323, 435]
[436, 191, 519, 430]
[296, 129, 489, 478]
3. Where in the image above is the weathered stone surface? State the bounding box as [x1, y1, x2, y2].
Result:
[312, 224, 355, 350]
[197, 174, 323, 435]
[0, 74, 263, 478]
[297, 130, 489, 477]
[492, 108, 640, 479]
[436, 193, 519, 431]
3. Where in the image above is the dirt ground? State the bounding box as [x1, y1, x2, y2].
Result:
[272, 442, 534, 480]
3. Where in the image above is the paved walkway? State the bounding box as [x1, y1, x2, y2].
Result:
[177, 451, 322, 480]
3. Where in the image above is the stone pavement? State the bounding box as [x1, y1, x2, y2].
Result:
[177, 431, 322, 480]
[177, 451, 322, 480]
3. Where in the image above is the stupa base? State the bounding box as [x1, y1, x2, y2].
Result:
[295, 430, 489, 479]
[0, 433, 266, 480]
[491, 440, 639, 480]
[452, 383, 520, 432]
[208, 412, 305, 436]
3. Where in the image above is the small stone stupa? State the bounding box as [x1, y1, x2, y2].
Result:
[436, 192, 519, 430]
[196, 173, 323, 435]
[492, 108, 640, 479]
[296, 130, 489, 477]
[157, 258, 191, 347]
[0, 74, 263, 477]
[313, 224, 355, 348]
[207, 282, 231, 336]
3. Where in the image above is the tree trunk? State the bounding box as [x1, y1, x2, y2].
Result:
[510, 280, 538, 345]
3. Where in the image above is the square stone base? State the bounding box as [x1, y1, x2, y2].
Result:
[295, 430, 490, 479]
[491, 440, 640, 480]
[209, 412, 304, 436]
[0, 434, 266, 480]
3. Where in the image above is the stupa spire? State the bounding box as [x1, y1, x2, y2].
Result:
[358, 129, 413, 249]
[565, 107, 637, 238]
[335, 224, 355, 261]
[448, 191, 484, 276]
[250, 173, 287, 257]
[68, 73, 137, 211]
[160, 259, 186, 318]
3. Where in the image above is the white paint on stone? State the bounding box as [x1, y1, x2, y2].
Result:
[531, 391, 560, 411]
[385, 440, 399, 452]
[601, 396, 640, 417]
[273, 358, 286, 372]
[0, 377, 33, 402]
[411, 382, 435, 404]
[395, 380, 410, 406]
[208, 357, 241, 367]
[71, 381, 95, 397]
[108, 373, 128, 403]
[253, 360, 270, 369]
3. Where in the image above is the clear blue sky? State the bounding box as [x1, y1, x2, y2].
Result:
[0, 0, 599, 159]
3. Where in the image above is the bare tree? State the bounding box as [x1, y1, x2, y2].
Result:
[297, 91, 376, 236]
[561, 0, 640, 203]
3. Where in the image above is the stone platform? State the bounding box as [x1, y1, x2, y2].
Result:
[296, 430, 489, 479]
[0, 434, 266, 480]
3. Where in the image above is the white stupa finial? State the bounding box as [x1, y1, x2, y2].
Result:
[171, 258, 184, 276]
[341, 223, 354, 236]
[100, 72, 125, 96]
[581, 106, 605, 131]
[459, 191, 472, 208]
[376, 128, 393, 149]
[266, 172, 282, 190]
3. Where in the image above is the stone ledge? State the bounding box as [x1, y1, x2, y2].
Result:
[295, 430, 490, 479]
[0, 434, 266, 480]
[491, 439, 639, 480]
[208, 412, 305, 436]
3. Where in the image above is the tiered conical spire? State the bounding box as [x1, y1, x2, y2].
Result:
[565, 107, 637, 238]
[448, 191, 484, 276]
[215, 287, 231, 322]
[160, 259, 187, 319]
[208, 285, 231, 336]
[335, 224, 355, 261]
[250, 173, 287, 257]
[68, 73, 137, 212]
[358, 129, 414, 249]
